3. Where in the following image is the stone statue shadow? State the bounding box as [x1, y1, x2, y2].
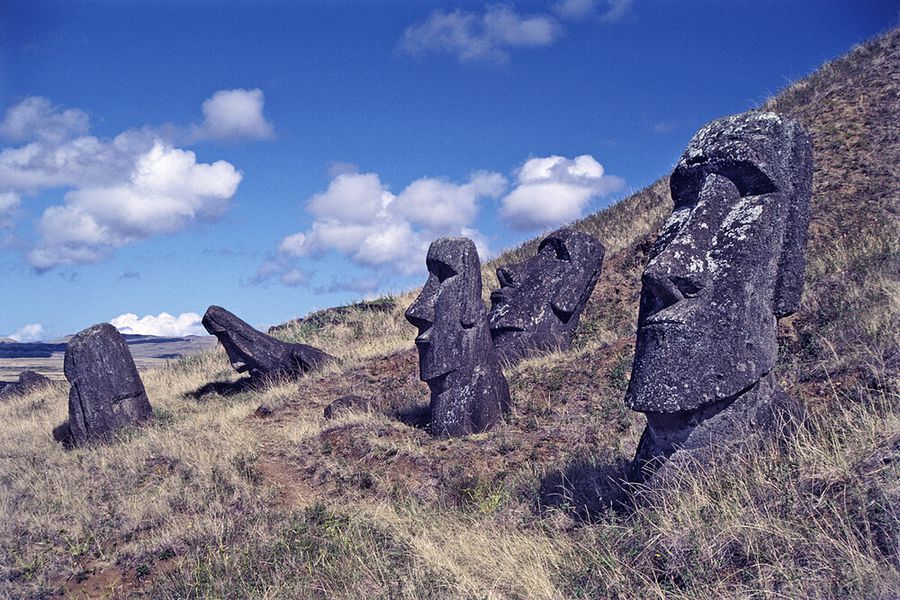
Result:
[392, 403, 433, 431]
[187, 378, 256, 400]
[538, 454, 636, 521]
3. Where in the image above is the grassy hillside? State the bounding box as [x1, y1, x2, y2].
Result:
[1, 30, 897, 600]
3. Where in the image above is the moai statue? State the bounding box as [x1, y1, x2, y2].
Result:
[202, 305, 334, 380]
[489, 226, 605, 362]
[406, 237, 511, 437]
[625, 111, 813, 481]
[54, 323, 153, 447]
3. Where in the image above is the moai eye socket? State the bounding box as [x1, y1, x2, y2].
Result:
[428, 259, 457, 283]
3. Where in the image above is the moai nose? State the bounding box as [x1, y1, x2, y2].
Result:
[405, 292, 435, 331]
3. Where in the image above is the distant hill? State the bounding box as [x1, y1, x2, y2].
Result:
[0, 334, 217, 381]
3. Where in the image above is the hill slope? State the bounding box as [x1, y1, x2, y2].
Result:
[0, 30, 897, 599]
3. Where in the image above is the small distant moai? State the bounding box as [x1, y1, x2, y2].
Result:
[202, 305, 334, 380]
[488, 226, 605, 362]
[406, 237, 511, 437]
[54, 323, 153, 447]
[625, 111, 813, 481]
[0, 370, 52, 401]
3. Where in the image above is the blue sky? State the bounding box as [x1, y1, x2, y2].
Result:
[0, 0, 895, 340]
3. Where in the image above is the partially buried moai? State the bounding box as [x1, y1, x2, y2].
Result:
[625, 111, 813, 481]
[406, 237, 511, 437]
[53, 323, 153, 447]
[202, 305, 334, 380]
[489, 226, 605, 362]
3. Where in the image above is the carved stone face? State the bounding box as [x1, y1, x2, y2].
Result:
[405, 237, 484, 382]
[489, 227, 604, 360]
[626, 112, 813, 413]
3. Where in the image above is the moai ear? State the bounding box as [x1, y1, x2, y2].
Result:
[459, 241, 484, 328]
[772, 120, 813, 318]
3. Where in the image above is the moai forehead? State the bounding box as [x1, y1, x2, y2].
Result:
[625, 111, 813, 414]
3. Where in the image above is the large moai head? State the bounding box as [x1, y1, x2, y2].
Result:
[626, 111, 813, 414]
[489, 227, 605, 362]
[62, 323, 153, 446]
[202, 305, 333, 379]
[405, 237, 510, 437]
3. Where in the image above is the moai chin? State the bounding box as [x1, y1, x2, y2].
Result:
[625, 111, 813, 481]
[405, 237, 511, 437]
[489, 226, 605, 362]
[202, 305, 334, 380]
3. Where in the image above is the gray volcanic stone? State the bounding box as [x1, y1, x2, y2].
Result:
[625, 111, 813, 480]
[60, 323, 153, 447]
[202, 305, 334, 380]
[0, 370, 52, 400]
[489, 226, 605, 362]
[406, 237, 511, 437]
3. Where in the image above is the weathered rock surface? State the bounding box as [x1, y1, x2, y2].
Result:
[0, 370, 52, 400]
[202, 305, 334, 380]
[57, 323, 153, 447]
[406, 237, 511, 437]
[625, 111, 813, 481]
[489, 226, 605, 362]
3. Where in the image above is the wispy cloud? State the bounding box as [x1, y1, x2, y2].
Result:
[400, 5, 563, 63]
[7, 323, 44, 342]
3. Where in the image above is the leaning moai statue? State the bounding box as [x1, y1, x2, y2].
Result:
[489, 226, 605, 362]
[202, 305, 334, 380]
[625, 111, 813, 481]
[406, 237, 511, 437]
[54, 323, 153, 447]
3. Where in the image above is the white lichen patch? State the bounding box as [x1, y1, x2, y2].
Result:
[721, 196, 765, 241]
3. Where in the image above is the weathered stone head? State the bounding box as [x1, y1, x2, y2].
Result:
[202, 305, 334, 379]
[489, 226, 605, 362]
[626, 111, 813, 414]
[405, 237, 510, 437]
[57, 323, 153, 447]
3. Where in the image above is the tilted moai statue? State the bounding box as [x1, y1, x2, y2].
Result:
[625, 111, 813, 481]
[202, 305, 334, 380]
[489, 226, 605, 362]
[406, 237, 511, 437]
[54, 323, 153, 447]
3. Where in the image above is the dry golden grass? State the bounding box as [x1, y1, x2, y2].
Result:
[1, 28, 898, 600]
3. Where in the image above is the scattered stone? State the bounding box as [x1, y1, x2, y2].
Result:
[324, 395, 372, 419]
[624, 111, 813, 481]
[202, 305, 335, 380]
[254, 404, 273, 418]
[406, 237, 511, 437]
[58, 323, 154, 447]
[489, 226, 605, 362]
[0, 370, 52, 400]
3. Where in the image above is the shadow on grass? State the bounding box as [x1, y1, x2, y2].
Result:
[539, 455, 636, 521]
[188, 378, 256, 400]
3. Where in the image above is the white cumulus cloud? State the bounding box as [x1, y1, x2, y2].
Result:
[110, 312, 206, 337]
[500, 154, 624, 230]
[0, 94, 258, 270]
[8, 323, 44, 342]
[401, 5, 562, 63]
[268, 170, 506, 283]
[195, 88, 274, 141]
[27, 142, 241, 270]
